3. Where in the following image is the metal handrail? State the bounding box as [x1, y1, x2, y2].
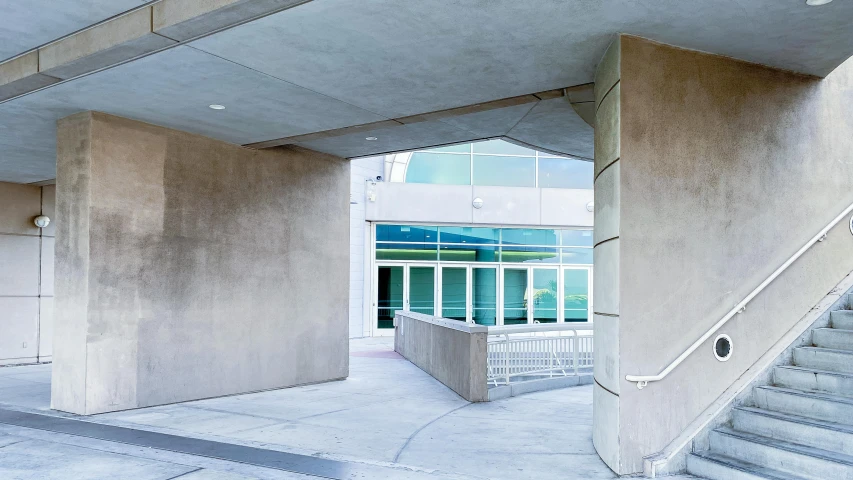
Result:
[626, 203, 853, 390]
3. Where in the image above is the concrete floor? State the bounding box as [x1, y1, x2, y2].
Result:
[0, 338, 699, 480]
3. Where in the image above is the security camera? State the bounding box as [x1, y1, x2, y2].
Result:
[375, 175, 383, 181]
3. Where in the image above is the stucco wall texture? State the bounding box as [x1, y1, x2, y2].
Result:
[0, 181, 54, 365]
[593, 35, 853, 474]
[51, 112, 350, 415]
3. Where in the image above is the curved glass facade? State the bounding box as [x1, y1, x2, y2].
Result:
[402, 139, 592, 189]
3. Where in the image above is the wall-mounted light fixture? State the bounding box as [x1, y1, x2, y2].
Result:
[33, 215, 50, 228]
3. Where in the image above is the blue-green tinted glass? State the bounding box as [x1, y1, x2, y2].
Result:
[500, 247, 559, 263]
[532, 269, 558, 323]
[503, 268, 528, 325]
[472, 267, 497, 326]
[502, 228, 558, 246]
[439, 226, 499, 244]
[562, 247, 593, 264]
[409, 266, 435, 316]
[561, 229, 594, 247]
[472, 155, 535, 187]
[376, 266, 403, 329]
[472, 139, 535, 156]
[440, 244, 498, 262]
[376, 243, 438, 261]
[421, 144, 470, 153]
[538, 157, 594, 189]
[442, 267, 467, 321]
[564, 269, 589, 322]
[376, 225, 437, 242]
[405, 152, 470, 185]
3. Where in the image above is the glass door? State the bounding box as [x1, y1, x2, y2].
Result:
[562, 267, 591, 322]
[472, 267, 498, 325]
[440, 266, 468, 321]
[375, 264, 404, 335]
[502, 267, 529, 325]
[532, 267, 559, 323]
[408, 266, 435, 315]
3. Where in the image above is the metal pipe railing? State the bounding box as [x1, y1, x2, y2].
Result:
[626, 203, 853, 389]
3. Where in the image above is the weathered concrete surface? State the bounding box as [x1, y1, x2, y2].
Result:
[52, 112, 350, 415]
[592, 35, 853, 474]
[394, 312, 488, 402]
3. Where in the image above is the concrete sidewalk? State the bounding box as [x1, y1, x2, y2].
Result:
[0, 338, 698, 480]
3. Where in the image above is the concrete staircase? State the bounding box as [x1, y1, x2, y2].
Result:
[687, 297, 853, 479]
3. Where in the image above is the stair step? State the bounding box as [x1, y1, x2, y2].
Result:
[832, 310, 853, 330]
[688, 451, 811, 480]
[733, 406, 853, 456]
[812, 327, 853, 351]
[754, 385, 853, 425]
[774, 365, 853, 396]
[708, 427, 853, 479]
[794, 346, 853, 374]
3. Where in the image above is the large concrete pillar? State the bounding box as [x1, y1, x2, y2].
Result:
[592, 36, 853, 474]
[52, 112, 350, 415]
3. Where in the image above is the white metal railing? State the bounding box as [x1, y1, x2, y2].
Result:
[486, 323, 593, 386]
[626, 204, 853, 390]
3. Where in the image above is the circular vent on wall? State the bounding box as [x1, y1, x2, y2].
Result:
[713, 334, 733, 362]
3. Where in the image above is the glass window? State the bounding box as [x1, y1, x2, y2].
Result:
[502, 228, 558, 246]
[560, 229, 594, 247]
[538, 157, 594, 189]
[440, 244, 499, 262]
[421, 144, 470, 154]
[376, 243, 438, 261]
[561, 247, 593, 265]
[532, 269, 558, 323]
[500, 246, 559, 263]
[439, 226, 499, 244]
[472, 155, 535, 187]
[564, 269, 589, 322]
[405, 152, 470, 185]
[376, 266, 403, 329]
[472, 267, 497, 326]
[441, 267, 467, 321]
[472, 139, 535, 156]
[503, 268, 528, 325]
[376, 224, 437, 242]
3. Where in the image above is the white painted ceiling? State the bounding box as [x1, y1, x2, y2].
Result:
[1, 0, 852, 183]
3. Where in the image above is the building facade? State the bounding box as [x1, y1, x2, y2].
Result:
[349, 139, 594, 337]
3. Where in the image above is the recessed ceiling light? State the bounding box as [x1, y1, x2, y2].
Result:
[806, 0, 832, 5]
[209, 104, 226, 110]
[365, 136, 378, 141]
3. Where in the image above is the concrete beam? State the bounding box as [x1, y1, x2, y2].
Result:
[154, 0, 311, 42]
[0, 51, 59, 102]
[39, 8, 176, 80]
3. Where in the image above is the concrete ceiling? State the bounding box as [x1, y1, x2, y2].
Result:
[1, 0, 852, 183]
[0, 0, 147, 62]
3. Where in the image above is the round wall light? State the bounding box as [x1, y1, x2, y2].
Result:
[208, 104, 226, 110]
[33, 215, 50, 228]
[806, 0, 832, 5]
[713, 334, 733, 362]
[472, 197, 484, 209]
[586, 201, 594, 212]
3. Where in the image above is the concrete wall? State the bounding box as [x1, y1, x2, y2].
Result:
[592, 35, 853, 474]
[394, 311, 488, 402]
[0, 182, 54, 365]
[52, 111, 350, 415]
[366, 182, 593, 227]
